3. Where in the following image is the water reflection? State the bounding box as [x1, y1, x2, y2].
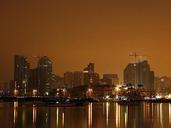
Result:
[106, 102, 109, 126]
[116, 103, 120, 127]
[13, 102, 18, 125]
[56, 107, 59, 127]
[88, 103, 92, 128]
[169, 104, 171, 125]
[125, 106, 128, 128]
[5, 102, 171, 128]
[32, 105, 37, 128]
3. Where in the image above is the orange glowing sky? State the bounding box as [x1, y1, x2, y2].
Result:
[0, 0, 171, 81]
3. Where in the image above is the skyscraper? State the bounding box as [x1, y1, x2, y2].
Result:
[91, 73, 100, 85]
[38, 56, 53, 95]
[124, 60, 154, 89]
[29, 68, 39, 92]
[14, 55, 30, 95]
[83, 63, 95, 85]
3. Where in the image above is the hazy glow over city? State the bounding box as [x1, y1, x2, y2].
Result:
[1, 0, 171, 81]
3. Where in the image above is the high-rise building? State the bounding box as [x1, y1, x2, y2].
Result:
[64, 72, 73, 88]
[83, 63, 95, 85]
[14, 55, 30, 95]
[83, 63, 94, 74]
[29, 68, 39, 91]
[124, 60, 154, 89]
[92, 73, 100, 85]
[38, 56, 53, 95]
[102, 74, 119, 85]
[73, 71, 84, 87]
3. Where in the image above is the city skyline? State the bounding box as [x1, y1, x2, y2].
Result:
[1, 1, 171, 81]
[1, 1, 171, 128]
[0, 53, 170, 82]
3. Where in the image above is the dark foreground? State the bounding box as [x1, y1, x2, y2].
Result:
[0, 102, 171, 128]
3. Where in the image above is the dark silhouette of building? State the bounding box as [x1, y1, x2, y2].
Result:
[14, 55, 30, 95]
[29, 68, 39, 92]
[124, 60, 154, 89]
[154, 76, 171, 92]
[83, 63, 96, 85]
[73, 71, 84, 87]
[37, 56, 53, 95]
[102, 74, 119, 85]
[91, 73, 100, 85]
[64, 72, 73, 88]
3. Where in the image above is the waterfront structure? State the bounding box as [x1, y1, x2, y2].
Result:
[14, 55, 30, 95]
[124, 60, 154, 89]
[102, 74, 119, 85]
[69, 84, 113, 98]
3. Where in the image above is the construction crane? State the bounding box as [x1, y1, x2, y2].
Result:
[129, 52, 147, 63]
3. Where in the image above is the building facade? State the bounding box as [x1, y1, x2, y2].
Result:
[73, 71, 84, 87]
[102, 74, 119, 85]
[124, 60, 154, 89]
[37, 56, 53, 95]
[14, 55, 30, 95]
[64, 72, 73, 88]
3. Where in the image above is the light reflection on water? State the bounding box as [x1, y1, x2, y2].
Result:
[88, 103, 92, 128]
[0, 102, 171, 128]
[32, 105, 37, 128]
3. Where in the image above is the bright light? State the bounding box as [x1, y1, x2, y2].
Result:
[88, 88, 93, 92]
[161, 78, 165, 82]
[166, 94, 171, 99]
[63, 88, 66, 92]
[32, 89, 38, 96]
[115, 95, 119, 100]
[86, 88, 93, 97]
[124, 87, 128, 90]
[105, 95, 110, 99]
[156, 95, 161, 99]
[115, 87, 120, 92]
[14, 89, 19, 96]
[83, 70, 89, 73]
[45, 92, 49, 96]
[144, 97, 150, 100]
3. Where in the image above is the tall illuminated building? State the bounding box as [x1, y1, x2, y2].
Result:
[124, 60, 154, 89]
[14, 55, 30, 95]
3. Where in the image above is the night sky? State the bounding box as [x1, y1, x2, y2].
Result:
[1, 0, 171, 81]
